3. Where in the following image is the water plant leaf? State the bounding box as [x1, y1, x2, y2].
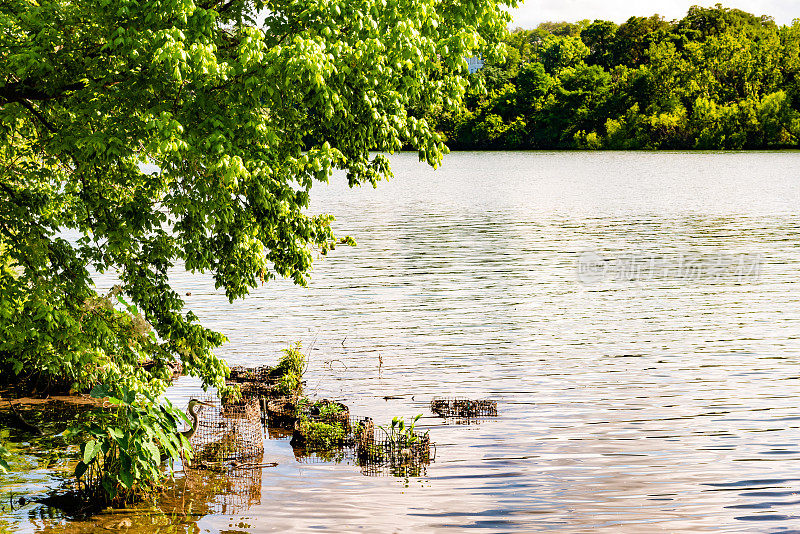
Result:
[144, 442, 161, 464]
[90, 384, 111, 400]
[119, 454, 133, 488]
[102, 479, 115, 497]
[74, 460, 89, 479]
[83, 440, 100, 464]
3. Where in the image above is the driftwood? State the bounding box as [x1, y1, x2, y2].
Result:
[5, 400, 43, 436]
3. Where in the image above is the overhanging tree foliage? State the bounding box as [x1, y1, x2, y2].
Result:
[0, 0, 514, 396]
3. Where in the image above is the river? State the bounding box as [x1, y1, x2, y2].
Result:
[4, 151, 800, 532]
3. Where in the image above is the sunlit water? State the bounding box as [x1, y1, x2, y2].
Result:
[5, 151, 800, 533]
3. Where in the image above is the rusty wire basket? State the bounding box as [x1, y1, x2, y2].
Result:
[291, 413, 374, 449]
[430, 397, 498, 418]
[355, 425, 434, 477]
[189, 396, 264, 465]
[228, 364, 274, 385]
[227, 364, 287, 396]
[290, 413, 434, 478]
[262, 393, 301, 428]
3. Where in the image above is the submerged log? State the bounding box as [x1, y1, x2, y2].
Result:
[4, 400, 43, 435]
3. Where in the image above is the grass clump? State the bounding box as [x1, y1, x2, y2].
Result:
[316, 401, 343, 420]
[292, 418, 347, 449]
[274, 342, 306, 395]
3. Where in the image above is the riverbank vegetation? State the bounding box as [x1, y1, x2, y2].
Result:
[434, 4, 800, 150]
[0, 0, 515, 504]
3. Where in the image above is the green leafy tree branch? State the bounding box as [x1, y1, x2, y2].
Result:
[0, 0, 516, 395]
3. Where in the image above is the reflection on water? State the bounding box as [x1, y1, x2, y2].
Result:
[4, 151, 800, 532]
[177, 462, 266, 516]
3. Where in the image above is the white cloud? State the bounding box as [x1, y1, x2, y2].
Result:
[508, 0, 798, 28]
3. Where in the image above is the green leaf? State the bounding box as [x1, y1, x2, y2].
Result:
[75, 460, 89, 479]
[102, 478, 117, 499]
[89, 384, 111, 399]
[83, 440, 101, 464]
[145, 441, 161, 463]
[119, 454, 133, 488]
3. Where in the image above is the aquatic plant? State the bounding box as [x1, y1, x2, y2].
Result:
[382, 415, 427, 446]
[316, 401, 344, 420]
[69, 385, 191, 506]
[294, 418, 347, 449]
[228, 343, 307, 399]
[292, 399, 352, 449]
[274, 343, 307, 395]
[295, 396, 311, 413]
[357, 415, 433, 476]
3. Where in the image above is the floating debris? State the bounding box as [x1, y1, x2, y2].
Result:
[430, 397, 498, 418]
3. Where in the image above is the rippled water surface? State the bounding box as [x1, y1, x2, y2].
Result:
[7, 151, 800, 533]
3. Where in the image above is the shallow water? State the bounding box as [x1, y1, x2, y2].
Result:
[4, 151, 800, 532]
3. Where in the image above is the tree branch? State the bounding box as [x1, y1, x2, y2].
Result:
[0, 80, 87, 105]
[18, 100, 58, 133]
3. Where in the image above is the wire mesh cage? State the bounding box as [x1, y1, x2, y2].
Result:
[355, 425, 434, 478]
[228, 365, 279, 395]
[290, 413, 372, 449]
[288, 413, 434, 477]
[304, 399, 349, 421]
[228, 364, 273, 384]
[430, 397, 498, 418]
[189, 396, 264, 465]
[263, 393, 301, 428]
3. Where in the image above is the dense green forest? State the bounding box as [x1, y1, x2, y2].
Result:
[434, 4, 800, 149]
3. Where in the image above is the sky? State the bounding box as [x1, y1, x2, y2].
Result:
[508, 0, 798, 28]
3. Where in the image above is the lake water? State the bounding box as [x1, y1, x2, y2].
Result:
[6, 151, 800, 532]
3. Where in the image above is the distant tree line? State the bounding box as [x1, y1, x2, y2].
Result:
[432, 4, 800, 149]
